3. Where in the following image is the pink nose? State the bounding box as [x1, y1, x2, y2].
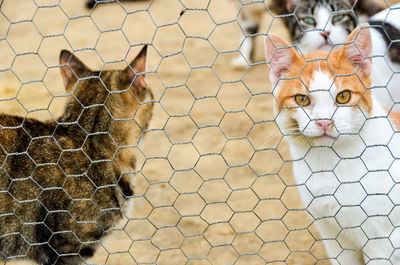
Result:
[320, 31, 330, 40]
[317, 121, 333, 133]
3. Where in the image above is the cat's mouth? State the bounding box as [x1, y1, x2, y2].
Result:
[311, 133, 337, 145]
[319, 42, 332, 50]
[315, 134, 336, 140]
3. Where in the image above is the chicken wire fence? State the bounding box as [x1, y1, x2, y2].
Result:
[0, 0, 399, 264]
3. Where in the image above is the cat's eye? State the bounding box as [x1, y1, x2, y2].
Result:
[332, 14, 345, 23]
[294, 94, 310, 106]
[302, 17, 316, 26]
[336, 90, 352, 104]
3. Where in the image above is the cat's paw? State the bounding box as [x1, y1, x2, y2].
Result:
[231, 56, 249, 69]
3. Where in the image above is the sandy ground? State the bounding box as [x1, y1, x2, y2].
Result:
[0, 0, 398, 264]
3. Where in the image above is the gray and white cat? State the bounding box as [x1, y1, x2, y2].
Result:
[231, 0, 385, 68]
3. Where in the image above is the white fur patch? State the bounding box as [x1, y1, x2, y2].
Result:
[369, 28, 400, 110]
[308, 70, 335, 92]
[370, 3, 400, 29]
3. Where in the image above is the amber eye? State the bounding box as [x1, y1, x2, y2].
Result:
[336, 90, 351, 104]
[294, 94, 310, 106]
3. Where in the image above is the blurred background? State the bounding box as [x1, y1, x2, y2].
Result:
[0, 0, 397, 264]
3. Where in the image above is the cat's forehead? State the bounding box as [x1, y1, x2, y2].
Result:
[301, 54, 335, 90]
[307, 69, 336, 92]
[296, 0, 350, 13]
[315, 6, 330, 25]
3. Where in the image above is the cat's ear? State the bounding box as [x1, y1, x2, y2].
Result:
[124, 45, 148, 94]
[339, 24, 372, 76]
[265, 34, 301, 84]
[59, 50, 92, 89]
[346, 0, 357, 7]
[347, 0, 384, 16]
[286, 0, 299, 13]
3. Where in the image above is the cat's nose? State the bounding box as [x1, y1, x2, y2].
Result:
[317, 120, 333, 133]
[320, 31, 330, 40]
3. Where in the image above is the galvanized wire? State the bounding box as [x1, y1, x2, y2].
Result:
[0, 0, 399, 264]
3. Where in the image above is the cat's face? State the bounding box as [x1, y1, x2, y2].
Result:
[286, 0, 357, 54]
[265, 26, 373, 147]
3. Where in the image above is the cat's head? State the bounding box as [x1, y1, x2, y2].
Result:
[59, 46, 153, 130]
[265, 25, 373, 147]
[283, 0, 358, 54]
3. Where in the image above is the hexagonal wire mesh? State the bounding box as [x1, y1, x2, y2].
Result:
[0, 0, 400, 264]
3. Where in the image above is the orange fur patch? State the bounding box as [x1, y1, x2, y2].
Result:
[388, 111, 400, 131]
[274, 48, 373, 115]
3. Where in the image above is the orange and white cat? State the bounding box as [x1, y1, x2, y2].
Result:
[265, 25, 400, 264]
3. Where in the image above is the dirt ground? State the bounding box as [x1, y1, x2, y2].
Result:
[0, 0, 397, 264]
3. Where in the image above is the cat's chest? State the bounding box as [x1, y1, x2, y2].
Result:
[294, 139, 395, 171]
[294, 159, 396, 234]
[291, 139, 398, 199]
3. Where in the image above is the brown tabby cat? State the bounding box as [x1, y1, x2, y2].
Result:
[0, 46, 153, 264]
